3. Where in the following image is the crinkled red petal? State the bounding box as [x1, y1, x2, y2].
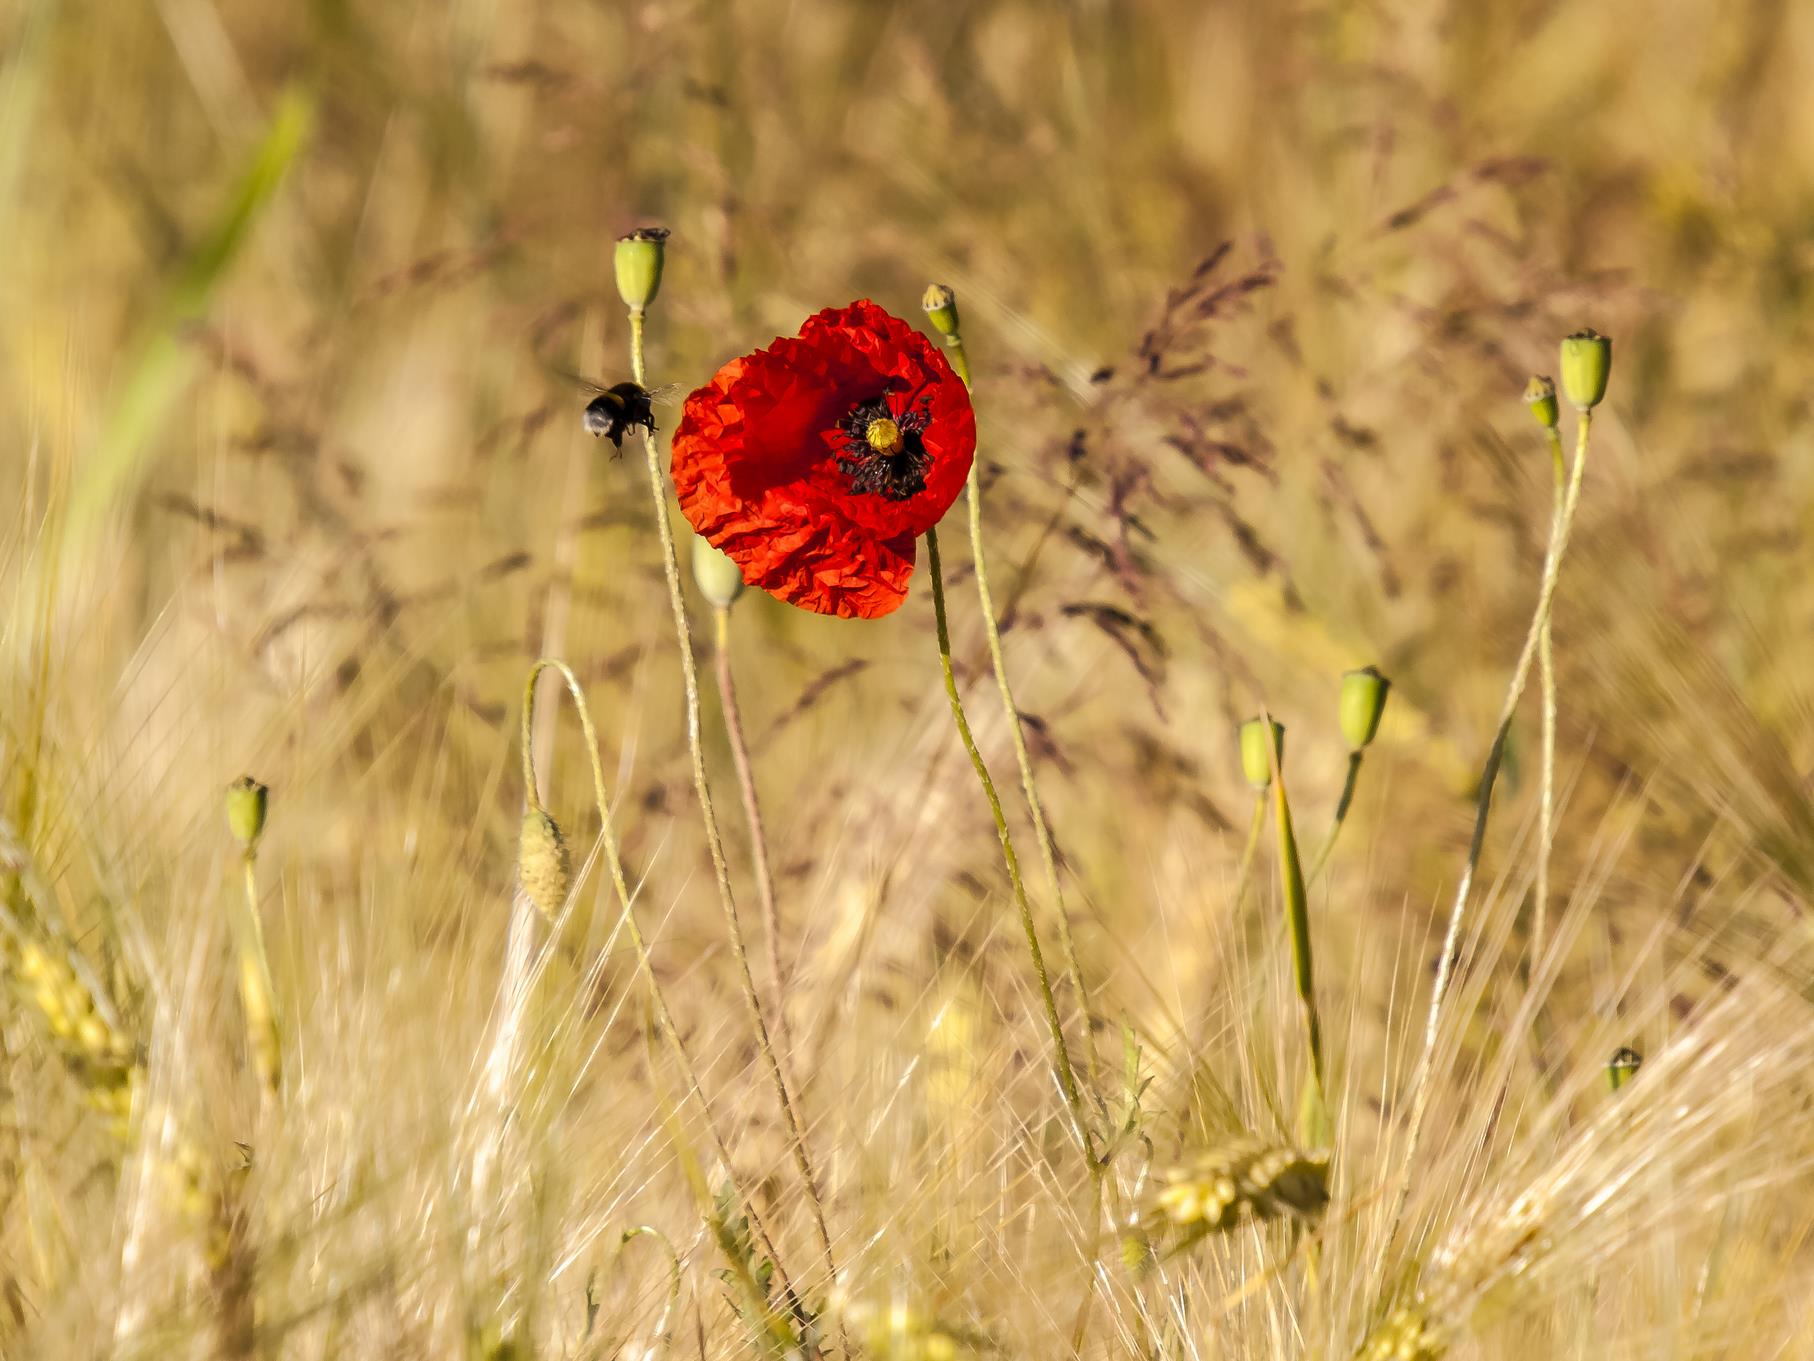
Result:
[670, 300, 975, 620]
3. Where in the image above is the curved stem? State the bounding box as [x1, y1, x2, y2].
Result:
[1397, 408, 1593, 1216]
[1306, 751, 1364, 888]
[713, 603, 791, 1059]
[944, 330, 1102, 1087]
[626, 310, 837, 1284]
[926, 525, 1094, 1161]
[520, 658, 800, 1317]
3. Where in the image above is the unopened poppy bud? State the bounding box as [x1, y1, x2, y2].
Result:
[1607, 1046, 1641, 1093]
[922, 283, 960, 338]
[226, 776, 268, 850]
[1338, 666, 1391, 750]
[1239, 717, 1284, 790]
[1523, 375, 1559, 430]
[614, 227, 669, 313]
[691, 534, 745, 608]
[518, 808, 571, 920]
[1558, 329, 1612, 410]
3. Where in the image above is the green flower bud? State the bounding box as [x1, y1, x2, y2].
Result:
[1239, 717, 1284, 790]
[691, 534, 745, 609]
[614, 227, 669, 313]
[1607, 1046, 1641, 1093]
[1523, 375, 1558, 430]
[518, 808, 572, 921]
[1558, 329, 1612, 410]
[1338, 666, 1391, 750]
[226, 776, 268, 850]
[922, 283, 960, 338]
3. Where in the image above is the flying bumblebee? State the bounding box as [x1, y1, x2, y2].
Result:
[577, 380, 680, 450]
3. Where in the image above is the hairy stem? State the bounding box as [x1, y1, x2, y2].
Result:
[627, 308, 837, 1284]
[1398, 408, 1593, 1212]
[1232, 792, 1266, 914]
[926, 525, 1094, 1161]
[943, 328, 1102, 1086]
[1534, 423, 1568, 962]
[1306, 750, 1365, 888]
[713, 603, 791, 1058]
[520, 658, 801, 1320]
[237, 850, 281, 1105]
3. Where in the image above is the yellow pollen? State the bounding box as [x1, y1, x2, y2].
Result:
[864, 416, 904, 454]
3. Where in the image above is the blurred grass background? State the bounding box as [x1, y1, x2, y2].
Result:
[6, 0, 1814, 1355]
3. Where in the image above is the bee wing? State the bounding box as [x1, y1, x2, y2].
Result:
[550, 365, 610, 396]
[643, 382, 684, 407]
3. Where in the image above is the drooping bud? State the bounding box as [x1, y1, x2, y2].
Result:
[614, 227, 670, 313]
[691, 535, 745, 609]
[922, 283, 960, 338]
[1607, 1046, 1642, 1093]
[1558, 329, 1612, 410]
[518, 808, 572, 920]
[226, 777, 269, 851]
[1338, 667, 1391, 750]
[1523, 375, 1559, 430]
[1239, 717, 1284, 790]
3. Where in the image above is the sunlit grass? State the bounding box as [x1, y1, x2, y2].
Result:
[5, 1, 1814, 1356]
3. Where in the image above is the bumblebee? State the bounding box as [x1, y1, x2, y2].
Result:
[580, 381, 678, 449]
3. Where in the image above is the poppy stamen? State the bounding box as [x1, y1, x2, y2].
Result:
[864, 416, 904, 454]
[837, 396, 931, 501]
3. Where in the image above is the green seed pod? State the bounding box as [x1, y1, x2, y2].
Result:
[691, 534, 745, 608]
[922, 283, 960, 338]
[1339, 666, 1391, 750]
[614, 227, 669, 313]
[225, 777, 268, 851]
[1523, 375, 1559, 430]
[518, 808, 572, 921]
[1558, 329, 1612, 410]
[1607, 1045, 1642, 1093]
[1238, 717, 1284, 790]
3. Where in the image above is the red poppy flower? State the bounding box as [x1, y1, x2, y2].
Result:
[670, 300, 976, 619]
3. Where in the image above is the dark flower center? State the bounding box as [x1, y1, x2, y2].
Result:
[835, 395, 931, 501]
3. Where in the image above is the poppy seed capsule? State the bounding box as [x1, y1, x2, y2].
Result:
[922, 283, 960, 338]
[1239, 717, 1284, 790]
[226, 776, 268, 850]
[518, 808, 572, 920]
[1558, 329, 1612, 410]
[1339, 666, 1391, 750]
[1524, 375, 1559, 430]
[614, 227, 669, 313]
[691, 534, 745, 608]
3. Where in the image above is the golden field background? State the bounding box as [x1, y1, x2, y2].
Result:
[5, 0, 1814, 1356]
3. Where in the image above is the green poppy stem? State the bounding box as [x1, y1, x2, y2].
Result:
[1396, 407, 1594, 1223]
[925, 524, 1095, 1162]
[1260, 707, 1328, 1146]
[237, 848, 281, 1105]
[1306, 750, 1365, 888]
[712, 602, 792, 1059]
[940, 324, 1102, 1088]
[519, 658, 802, 1332]
[1232, 792, 1267, 914]
[627, 307, 837, 1287]
[1534, 422, 1568, 962]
